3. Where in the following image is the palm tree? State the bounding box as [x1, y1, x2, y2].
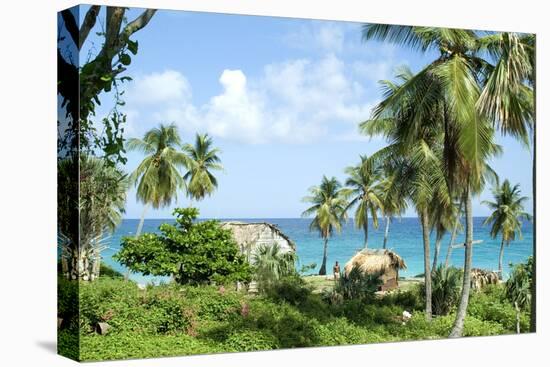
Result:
[183, 133, 223, 202]
[362, 25, 503, 336]
[483, 179, 531, 279]
[302, 176, 348, 275]
[126, 123, 188, 236]
[444, 198, 464, 268]
[59, 155, 128, 280]
[252, 243, 297, 291]
[379, 169, 408, 249]
[343, 156, 384, 248]
[360, 67, 454, 321]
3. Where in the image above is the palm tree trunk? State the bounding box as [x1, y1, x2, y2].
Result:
[445, 200, 462, 268]
[432, 237, 442, 272]
[135, 204, 149, 237]
[421, 207, 432, 321]
[450, 187, 473, 338]
[363, 213, 369, 248]
[444, 218, 459, 268]
[126, 204, 149, 280]
[383, 216, 390, 249]
[498, 238, 505, 280]
[319, 237, 329, 275]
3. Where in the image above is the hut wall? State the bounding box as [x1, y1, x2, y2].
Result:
[251, 227, 294, 253]
[379, 268, 399, 291]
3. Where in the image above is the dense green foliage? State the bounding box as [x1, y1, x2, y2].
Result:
[505, 256, 534, 310]
[332, 266, 382, 301]
[115, 208, 252, 285]
[424, 266, 463, 316]
[252, 243, 297, 292]
[58, 276, 529, 361]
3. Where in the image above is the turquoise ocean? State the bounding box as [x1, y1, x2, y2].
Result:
[102, 217, 534, 284]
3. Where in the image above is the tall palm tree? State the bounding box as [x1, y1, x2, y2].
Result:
[126, 123, 188, 236]
[379, 169, 408, 249]
[444, 198, 464, 268]
[343, 156, 384, 248]
[476, 32, 536, 331]
[362, 25, 503, 336]
[302, 176, 348, 275]
[183, 133, 223, 202]
[361, 67, 452, 321]
[483, 179, 531, 279]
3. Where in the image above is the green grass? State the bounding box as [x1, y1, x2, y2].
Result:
[58, 277, 530, 361]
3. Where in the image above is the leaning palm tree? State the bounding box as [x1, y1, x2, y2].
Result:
[483, 179, 531, 280]
[126, 123, 188, 236]
[343, 155, 384, 248]
[183, 133, 223, 202]
[379, 169, 408, 249]
[362, 25, 503, 336]
[302, 176, 348, 275]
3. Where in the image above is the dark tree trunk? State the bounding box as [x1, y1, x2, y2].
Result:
[421, 207, 432, 321]
[383, 216, 390, 249]
[319, 237, 329, 275]
[450, 188, 473, 337]
[433, 236, 442, 272]
[498, 238, 505, 280]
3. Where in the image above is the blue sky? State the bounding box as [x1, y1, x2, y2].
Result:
[84, 7, 534, 219]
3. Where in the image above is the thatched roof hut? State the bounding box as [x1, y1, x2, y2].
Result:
[344, 249, 407, 291]
[470, 268, 500, 290]
[220, 222, 296, 257]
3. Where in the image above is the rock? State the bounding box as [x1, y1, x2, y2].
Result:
[137, 283, 146, 290]
[96, 322, 111, 335]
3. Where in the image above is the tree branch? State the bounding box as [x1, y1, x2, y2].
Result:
[118, 9, 157, 47]
[61, 9, 79, 47]
[79, 5, 101, 49]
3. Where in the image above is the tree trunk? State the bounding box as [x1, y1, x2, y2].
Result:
[363, 211, 369, 248]
[515, 301, 521, 334]
[319, 238, 329, 275]
[383, 216, 390, 249]
[126, 204, 149, 280]
[498, 238, 505, 280]
[450, 188, 473, 338]
[135, 204, 149, 237]
[421, 207, 432, 321]
[432, 237, 442, 272]
[445, 200, 462, 268]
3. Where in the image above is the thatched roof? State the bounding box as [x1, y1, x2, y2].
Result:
[344, 249, 406, 276]
[470, 268, 500, 289]
[220, 221, 296, 251]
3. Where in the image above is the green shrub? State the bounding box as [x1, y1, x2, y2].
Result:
[182, 286, 242, 321]
[378, 286, 423, 311]
[423, 265, 463, 316]
[224, 330, 279, 351]
[115, 207, 252, 285]
[99, 263, 124, 278]
[468, 285, 529, 332]
[505, 256, 533, 310]
[333, 265, 381, 301]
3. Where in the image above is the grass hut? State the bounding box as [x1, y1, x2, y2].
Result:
[470, 268, 500, 290]
[220, 222, 296, 260]
[344, 249, 407, 291]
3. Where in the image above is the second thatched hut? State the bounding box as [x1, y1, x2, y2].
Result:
[344, 249, 407, 291]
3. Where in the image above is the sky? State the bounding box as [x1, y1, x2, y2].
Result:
[82, 7, 534, 219]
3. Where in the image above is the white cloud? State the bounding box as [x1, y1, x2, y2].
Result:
[126, 70, 192, 105]
[123, 54, 378, 144]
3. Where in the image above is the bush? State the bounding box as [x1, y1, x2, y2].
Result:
[423, 265, 463, 316]
[224, 330, 279, 351]
[333, 266, 381, 301]
[378, 286, 423, 311]
[505, 256, 533, 310]
[99, 263, 124, 278]
[115, 207, 252, 285]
